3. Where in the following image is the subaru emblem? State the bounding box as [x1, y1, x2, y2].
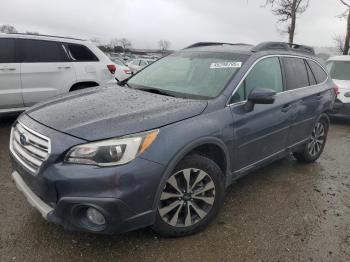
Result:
[19, 133, 29, 146]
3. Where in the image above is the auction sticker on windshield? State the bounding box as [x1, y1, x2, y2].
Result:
[210, 62, 242, 69]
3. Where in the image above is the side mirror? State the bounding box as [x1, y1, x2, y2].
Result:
[245, 88, 276, 112]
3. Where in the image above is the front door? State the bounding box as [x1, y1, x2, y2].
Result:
[19, 39, 76, 107]
[229, 56, 294, 171]
[0, 38, 23, 110]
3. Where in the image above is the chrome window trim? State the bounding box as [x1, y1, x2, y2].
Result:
[226, 54, 329, 107]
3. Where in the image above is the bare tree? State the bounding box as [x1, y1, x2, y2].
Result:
[158, 40, 171, 53]
[264, 0, 310, 44]
[339, 0, 350, 55]
[0, 24, 18, 34]
[334, 34, 345, 54]
[118, 38, 132, 50]
[109, 38, 119, 50]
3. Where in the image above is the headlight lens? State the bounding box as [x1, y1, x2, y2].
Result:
[65, 130, 159, 166]
[344, 91, 350, 98]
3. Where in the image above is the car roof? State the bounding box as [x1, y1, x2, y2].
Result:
[0, 33, 88, 44]
[327, 55, 350, 62]
[183, 43, 253, 55]
[183, 42, 317, 59]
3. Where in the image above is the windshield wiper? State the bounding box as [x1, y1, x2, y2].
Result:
[117, 77, 131, 87]
[136, 87, 176, 97]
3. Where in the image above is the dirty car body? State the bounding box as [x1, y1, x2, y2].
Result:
[10, 42, 335, 236]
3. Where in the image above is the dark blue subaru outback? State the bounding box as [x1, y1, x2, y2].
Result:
[10, 42, 336, 237]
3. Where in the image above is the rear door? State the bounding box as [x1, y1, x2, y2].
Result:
[229, 56, 295, 170]
[282, 57, 327, 146]
[19, 39, 76, 107]
[64, 43, 102, 83]
[0, 38, 23, 110]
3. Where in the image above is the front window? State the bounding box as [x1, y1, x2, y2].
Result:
[326, 60, 350, 81]
[128, 51, 249, 99]
[231, 57, 283, 103]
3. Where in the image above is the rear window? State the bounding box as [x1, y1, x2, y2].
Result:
[21, 39, 64, 63]
[67, 44, 98, 62]
[326, 60, 350, 81]
[305, 61, 317, 86]
[0, 38, 15, 63]
[307, 60, 327, 83]
[282, 57, 309, 90]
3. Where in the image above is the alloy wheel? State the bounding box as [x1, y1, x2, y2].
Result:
[308, 122, 326, 157]
[158, 168, 216, 227]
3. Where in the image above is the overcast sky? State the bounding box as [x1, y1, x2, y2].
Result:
[0, 0, 347, 49]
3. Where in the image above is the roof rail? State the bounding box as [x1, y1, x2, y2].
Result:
[252, 42, 315, 55]
[185, 42, 252, 49]
[4, 32, 86, 41]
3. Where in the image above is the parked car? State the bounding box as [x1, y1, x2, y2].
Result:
[110, 57, 132, 81]
[10, 42, 335, 237]
[127, 58, 156, 73]
[0, 33, 116, 115]
[326, 56, 350, 116]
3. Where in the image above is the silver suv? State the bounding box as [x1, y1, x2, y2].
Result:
[0, 33, 116, 115]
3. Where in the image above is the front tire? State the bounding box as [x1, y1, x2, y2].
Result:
[152, 154, 225, 237]
[293, 116, 329, 163]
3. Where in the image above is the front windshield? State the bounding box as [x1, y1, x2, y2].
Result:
[326, 60, 350, 81]
[128, 51, 248, 99]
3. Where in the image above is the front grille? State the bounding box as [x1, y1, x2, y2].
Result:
[10, 122, 51, 175]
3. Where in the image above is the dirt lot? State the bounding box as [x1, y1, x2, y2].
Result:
[0, 116, 350, 262]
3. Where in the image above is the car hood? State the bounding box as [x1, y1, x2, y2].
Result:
[333, 79, 350, 90]
[26, 86, 207, 141]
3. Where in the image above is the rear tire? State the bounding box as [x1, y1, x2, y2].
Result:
[152, 154, 225, 237]
[293, 115, 329, 163]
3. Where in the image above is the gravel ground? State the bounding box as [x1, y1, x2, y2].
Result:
[0, 116, 349, 262]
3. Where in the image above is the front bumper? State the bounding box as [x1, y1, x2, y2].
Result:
[12, 171, 53, 219]
[11, 156, 165, 234]
[10, 115, 166, 234]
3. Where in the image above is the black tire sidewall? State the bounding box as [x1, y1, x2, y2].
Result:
[296, 117, 329, 163]
[152, 154, 225, 237]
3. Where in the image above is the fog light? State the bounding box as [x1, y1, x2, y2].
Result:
[86, 207, 106, 226]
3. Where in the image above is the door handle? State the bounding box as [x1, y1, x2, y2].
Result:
[57, 66, 72, 69]
[0, 67, 16, 71]
[281, 104, 293, 112]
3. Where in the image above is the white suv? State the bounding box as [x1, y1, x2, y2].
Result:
[326, 56, 350, 116]
[0, 33, 117, 115]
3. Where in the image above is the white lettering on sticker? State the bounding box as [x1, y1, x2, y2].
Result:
[210, 62, 242, 69]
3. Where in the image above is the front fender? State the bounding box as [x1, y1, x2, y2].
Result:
[139, 108, 234, 212]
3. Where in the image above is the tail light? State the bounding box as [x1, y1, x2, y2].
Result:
[333, 84, 340, 96]
[107, 64, 116, 74]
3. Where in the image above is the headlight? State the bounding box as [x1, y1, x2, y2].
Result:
[65, 130, 159, 166]
[344, 91, 350, 98]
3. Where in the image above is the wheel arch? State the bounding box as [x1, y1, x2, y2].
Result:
[69, 81, 100, 92]
[151, 136, 231, 211]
